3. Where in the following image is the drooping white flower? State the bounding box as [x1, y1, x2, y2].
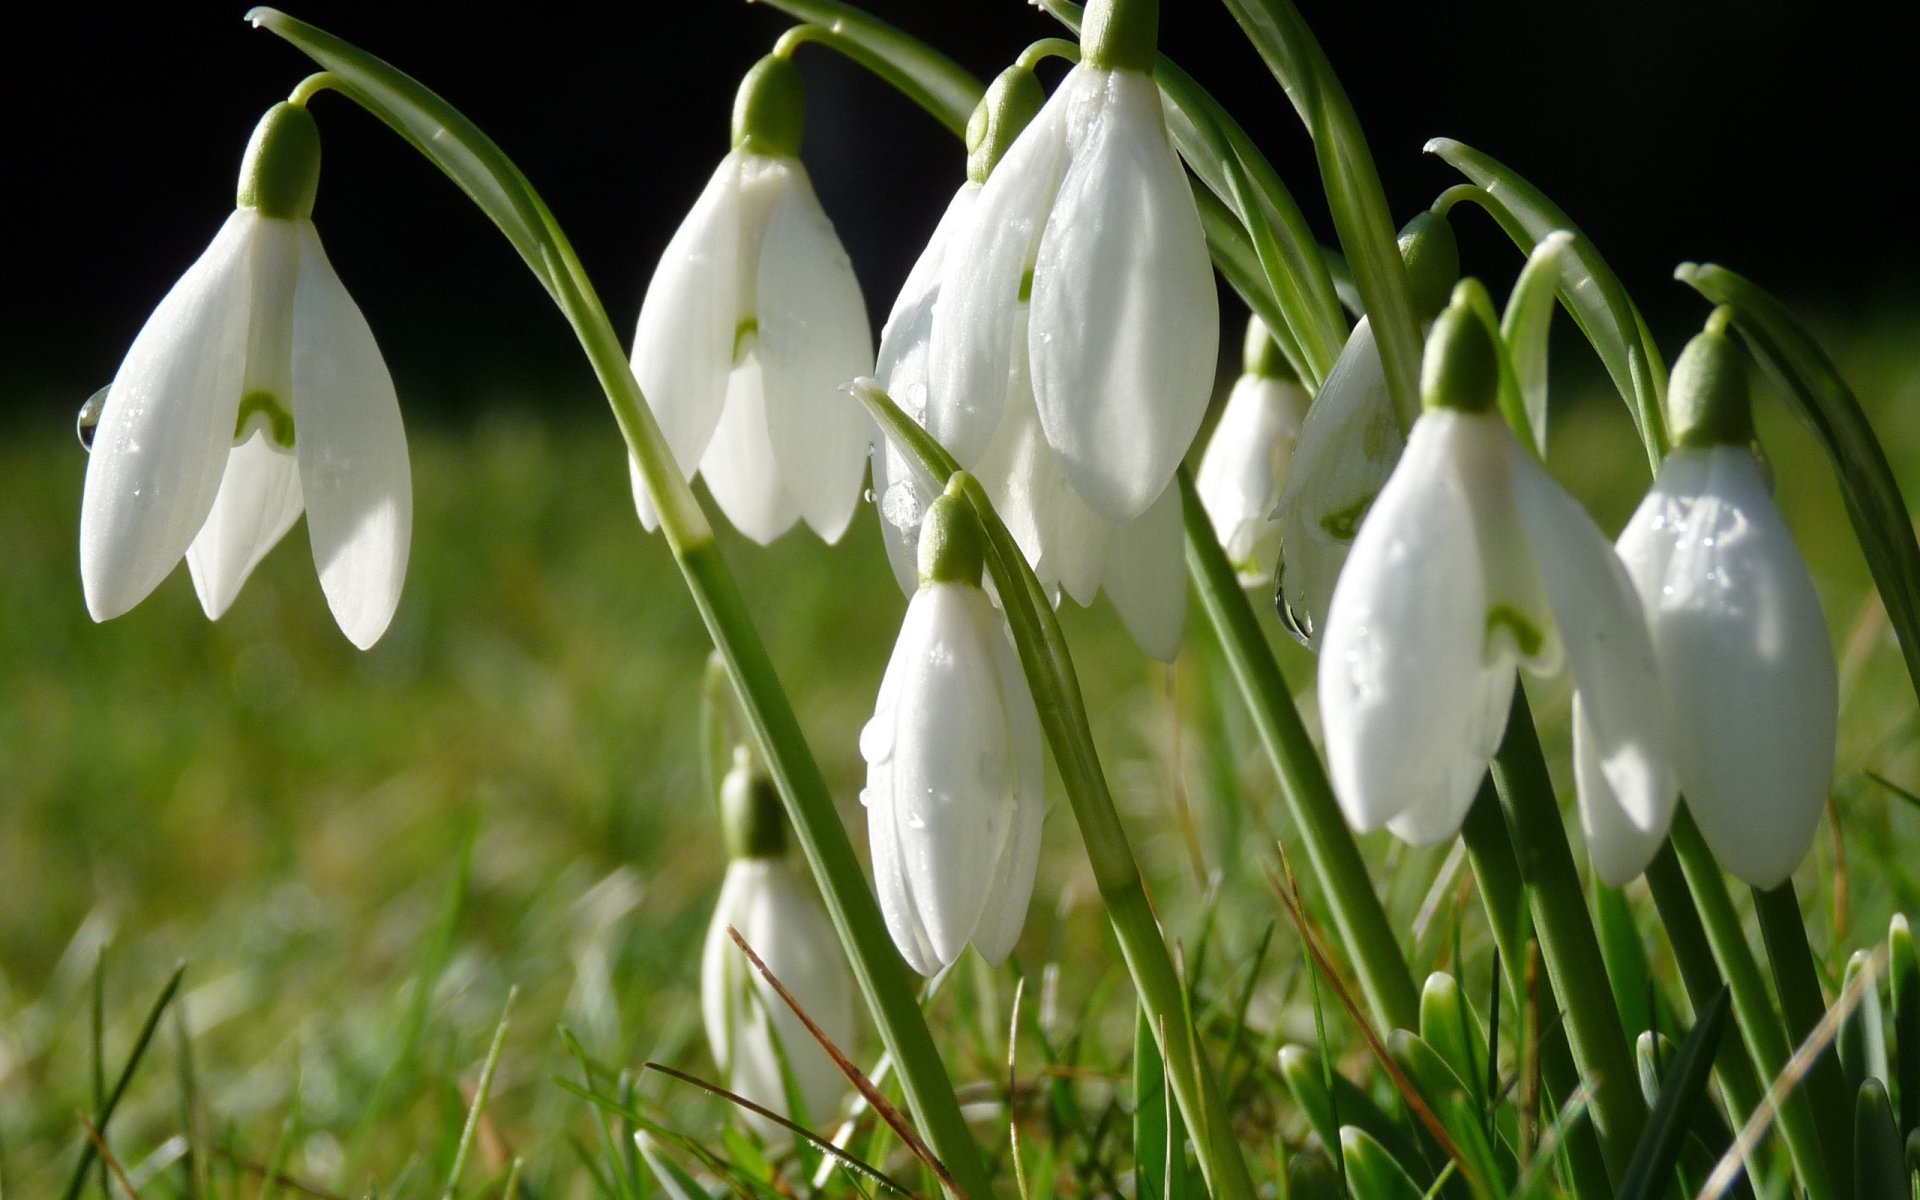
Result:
[927, 54, 1217, 525]
[628, 54, 871, 545]
[1196, 316, 1312, 586]
[79, 101, 410, 650]
[1605, 329, 1837, 889]
[1317, 296, 1673, 882]
[701, 756, 856, 1135]
[861, 490, 1046, 975]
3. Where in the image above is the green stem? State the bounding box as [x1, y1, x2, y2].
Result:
[1180, 473, 1419, 1032]
[1668, 811, 1835, 1200]
[1458, 789, 1617, 1200]
[858, 389, 1257, 1200]
[244, 12, 992, 1194]
[1752, 881, 1855, 1197]
[1642, 847, 1763, 1130]
[1487, 688, 1646, 1177]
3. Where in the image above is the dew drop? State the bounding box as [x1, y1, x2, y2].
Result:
[880, 481, 924, 533]
[858, 713, 894, 764]
[76, 385, 109, 451]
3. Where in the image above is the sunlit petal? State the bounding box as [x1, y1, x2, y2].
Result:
[1196, 373, 1311, 584]
[186, 432, 304, 620]
[699, 352, 798, 545]
[1100, 482, 1187, 662]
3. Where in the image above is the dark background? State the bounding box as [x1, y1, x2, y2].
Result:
[6, 1, 1916, 422]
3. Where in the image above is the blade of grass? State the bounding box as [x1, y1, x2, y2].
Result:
[1617, 988, 1730, 1200]
[443, 989, 516, 1200]
[1751, 883, 1855, 1197]
[61, 962, 187, 1200]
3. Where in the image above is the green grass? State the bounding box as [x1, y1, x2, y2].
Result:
[3, 313, 1919, 1196]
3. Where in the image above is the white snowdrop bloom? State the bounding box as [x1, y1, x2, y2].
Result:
[628, 54, 871, 545]
[79, 101, 410, 650]
[701, 755, 855, 1135]
[1317, 295, 1674, 881]
[927, 48, 1217, 525]
[861, 490, 1046, 975]
[1607, 329, 1836, 890]
[1197, 316, 1312, 586]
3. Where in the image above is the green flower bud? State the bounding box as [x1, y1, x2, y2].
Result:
[918, 482, 987, 587]
[731, 54, 806, 159]
[967, 65, 1045, 185]
[719, 748, 786, 860]
[1081, 0, 1159, 73]
[236, 101, 321, 220]
[1667, 325, 1753, 449]
[1398, 209, 1460, 321]
[1240, 314, 1296, 381]
[1420, 287, 1499, 414]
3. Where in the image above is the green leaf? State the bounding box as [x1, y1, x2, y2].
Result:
[1892, 914, 1920, 1133]
[1341, 1126, 1427, 1200]
[748, 0, 982, 135]
[1427, 138, 1669, 470]
[1499, 230, 1574, 456]
[1134, 1007, 1172, 1200]
[1676, 261, 1920, 709]
[1278, 1045, 1430, 1185]
[1617, 988, 1729, 1200]
[1286, 1143, 1345, 1200]
[1841, 949, 1890, 1097]
[60, 962, 187, 1200]
[1420, 973, 1485, 1118]
[1855, 1079, 1906, 1200]
[1219, 0, 1426, 429]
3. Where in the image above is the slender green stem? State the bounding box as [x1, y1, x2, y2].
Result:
[1180, 473, 1419, 1032]
[1458, 789, 1616, 1200]
[1487, 688, 1645, 1177]
[1752, 881, 1855, 1198]
[245, 13, 992, 1194]
[859, 387, 1257, 1200]
[1668, 811, 1835, 1200]
[1642, 847, 1763, 1129]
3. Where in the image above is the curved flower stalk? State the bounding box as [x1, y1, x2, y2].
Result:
[1610, 327, 1837, 889]
[1318, 287, 1674, 883]
[862, 488, 1046, 974]
[80, 99, 410, 650]
[1274, 210, 1456, 643]
[873, 64, 1187, 659]
[702, 751, 856, 1135]
[1196, 315, 1311, 585]
[628, 52, 872, 544]
[925, 11, 1217, 526]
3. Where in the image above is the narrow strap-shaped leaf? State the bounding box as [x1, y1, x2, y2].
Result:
[1890, 914, 1920, 1133]
[1342, 1126, 1428, 1200]
[745, 0, 982, 135]
[1840, 949, 1889, 1096]
[1676, 261, 1920, 708]
[1854, 1078, 1905, 1199]
[1133, 1007, 1172, 1200]
[1427, 138, 1669, 470]
[1500, 231, 1574, 456]
[1616, 988, 1729, 1200]
[1220, 0, 1426, 430]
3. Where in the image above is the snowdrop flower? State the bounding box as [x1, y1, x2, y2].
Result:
[1609, 327, 1836, 889]
[629, 52, 871, 544]
[1274, 211, 1457, 642]
[701, 751, 856, 1135]
[861, 486, 1045, 974]
[1196, 316, 1311, 585]
[1317, 288, 1673, 882]
[79, 101, 410, 650]
[871, 65, 1186, 660]
[927, 0, 1217, 525]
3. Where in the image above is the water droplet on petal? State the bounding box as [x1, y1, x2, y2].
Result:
[858, 712, 894, 764]
[881, 481, 924, 533]
[76, 385, 109, 451]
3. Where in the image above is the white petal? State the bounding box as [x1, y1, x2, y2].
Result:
[1101, 482, 1187, 661]
[80, 210, 259, 621]
[291, 221, 411, 650]
[186, 432, 304, 619]
[862, 600, 942, 976]
[1508, 442, 1675, 884]
[630, 152, 754, 531]
[734, 859, 857, 1129]
[1317, 411, 1516, 838]
[1196, 374, 1311, 584]
[698, 351, 799, 544]
[876, 182, 979, 393]
[870, 436, 929, 595]
[756, 165, 874, 543]
[700, 866, 751, 1074]
[1029, 68, 1219, 523]
[969, 619, 1047, 966]
[1645, 447, 1836, 889]
[927, 75, 1073, 464]
[1275, 319, 1406, 644]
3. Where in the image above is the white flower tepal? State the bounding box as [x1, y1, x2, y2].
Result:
[79, 101, 410, 650]
[1196, 316, 1312, 586]
[862, 490, 1045, 974]
[629, 54, 872, 545]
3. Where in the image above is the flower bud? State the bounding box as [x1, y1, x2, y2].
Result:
[718, 748, 785, 860]
[236, 101, 321, 220]
[731, 53, 806, 158]
[1398, 209, 1459, 322]
[967, 65, 1046, 185]
[1667, 323, 1753, 449]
